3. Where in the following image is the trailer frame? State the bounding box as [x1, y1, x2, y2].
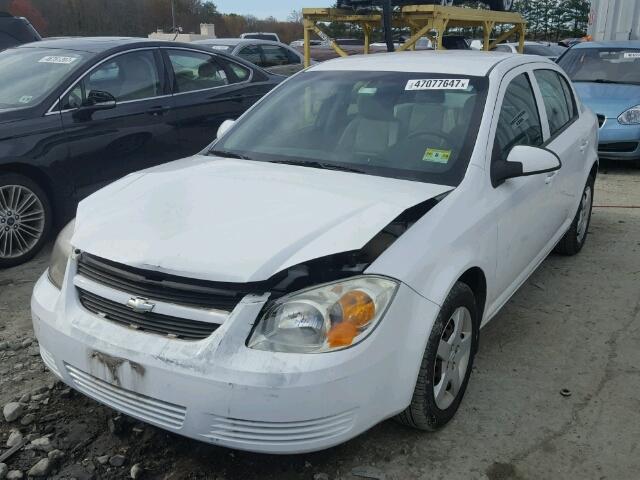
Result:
[302, 5, 527, 67]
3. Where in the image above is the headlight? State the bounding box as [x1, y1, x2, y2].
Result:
[618, 105, 640, 125]
[248, 276, 398, 353]
[47, 219, 75, 289]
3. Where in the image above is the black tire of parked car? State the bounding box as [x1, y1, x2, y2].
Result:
[488, 0, 513, 11]
[395, 281, 479, 430]
[554, 173, 595, 256]
[0, 173, 52, 268]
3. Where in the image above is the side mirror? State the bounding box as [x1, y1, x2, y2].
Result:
[491, 145, 561, 187]
[73, 90, 116, 121]
[217, 119, 235, 139]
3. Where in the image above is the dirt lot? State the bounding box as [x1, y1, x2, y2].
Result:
[1, 162, 639, 480]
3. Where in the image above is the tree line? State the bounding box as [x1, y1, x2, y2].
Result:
[1, 0, 590, 45]
[1, 0, 305, 44]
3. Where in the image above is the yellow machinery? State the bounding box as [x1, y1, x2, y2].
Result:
[302, 5, 527, 67]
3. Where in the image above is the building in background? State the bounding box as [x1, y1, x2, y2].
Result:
[588, 0, 640, 41]
[149, 23, 215, 42]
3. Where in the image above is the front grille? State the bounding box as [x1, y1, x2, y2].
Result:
[599, 142, 638, 153]
[66, 363, 186, 430]
[597, 114, 605, 128]
[77, 253, 260, 311]
[78, 288, 220, 340]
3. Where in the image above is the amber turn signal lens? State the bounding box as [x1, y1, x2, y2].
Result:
[327, 322, 358, 347]
[338, 290, 375, 327]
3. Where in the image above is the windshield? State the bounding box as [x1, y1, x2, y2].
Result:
[212, 71, 488, 186]
[0, 47, 87, 110]
[558, 47, 640, 85]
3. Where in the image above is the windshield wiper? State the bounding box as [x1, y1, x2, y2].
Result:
[208, 149, 252, 160]
[268, 159, 365, 174]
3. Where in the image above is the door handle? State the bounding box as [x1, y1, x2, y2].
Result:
[579, 139, 589, 152]
[146, 106, 171, 116]
[545, 171, 559, 184]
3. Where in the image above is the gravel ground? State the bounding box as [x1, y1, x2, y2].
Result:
[0, 162, 638, 480]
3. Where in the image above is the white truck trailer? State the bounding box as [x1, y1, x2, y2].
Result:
[588, 0, 640, 41]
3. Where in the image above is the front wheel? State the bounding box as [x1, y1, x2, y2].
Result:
[554, 174, 595, 256]
[0, 173, 52, 268]
[395, 282, 479, 430]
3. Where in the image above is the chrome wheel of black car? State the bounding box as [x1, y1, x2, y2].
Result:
[0, 185, 45, 258]
[0, 174, 52, 268]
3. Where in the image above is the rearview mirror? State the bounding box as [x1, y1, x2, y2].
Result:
[491, 145, 561, 187]
[217, 119, 235, 139]
[73, 90, 116, 121]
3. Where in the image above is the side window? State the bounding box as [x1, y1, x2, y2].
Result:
[238, 45, 263, 66]
[493, 73, 543, 162]
[217, 58, 251, 83]
[534, 69, 576, 136]
[61, 50, 160, 108]
[167, 50, 228, 93]
[260, 46, 290, 67]
[285, 47, 301, 64]
[89, 50, 160, 102]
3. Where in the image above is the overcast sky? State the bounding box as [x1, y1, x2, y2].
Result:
[213, 0, 333, 21]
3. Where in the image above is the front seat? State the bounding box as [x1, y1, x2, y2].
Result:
[337, 91, 399, 158]
[117, 56, 156, 101]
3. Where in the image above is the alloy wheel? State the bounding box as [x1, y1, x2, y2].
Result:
[0, 185, 46, 259]
[576, 184, 592, 243]
[433, 306, 473, 410]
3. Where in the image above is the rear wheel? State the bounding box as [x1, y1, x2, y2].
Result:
[0, 173, 52, 268]
[554, 174, 594, 256]
[395, 282, 479, 430]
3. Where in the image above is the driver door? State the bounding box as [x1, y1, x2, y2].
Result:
[489, 68, 563, 301]
[59, 48, 178, 202]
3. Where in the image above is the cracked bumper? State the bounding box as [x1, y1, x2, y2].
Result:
[31, 272, 439, 454]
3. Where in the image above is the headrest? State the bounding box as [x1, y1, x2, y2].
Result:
[198, 62, 216, 78]
[357, 91, 394, 121]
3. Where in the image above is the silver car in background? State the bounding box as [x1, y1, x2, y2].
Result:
[193, 38, 305, 76]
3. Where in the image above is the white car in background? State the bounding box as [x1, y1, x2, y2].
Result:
[33, 51, 598, 454]
[193, 38, 306, 76]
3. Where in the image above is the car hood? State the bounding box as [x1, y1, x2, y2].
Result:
[573, 82, 640, 118]
[73, 156, 452, 283]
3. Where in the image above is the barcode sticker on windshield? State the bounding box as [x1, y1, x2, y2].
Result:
[209, 46, 230, 51]
[38, 56, 78, 64]
[406, 79, 469, 90]
[623, 52, 640, 59]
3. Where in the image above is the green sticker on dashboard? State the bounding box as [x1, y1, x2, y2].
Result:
[423, 148, 451, 163]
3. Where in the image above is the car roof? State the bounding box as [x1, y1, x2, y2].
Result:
[193, 38, 286, 48]
[573, 40, 640, 49]
[309, 50, 534, 76]
[13, 36, 210, 54]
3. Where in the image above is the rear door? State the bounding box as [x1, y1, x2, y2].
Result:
[531, 68, 586, 226]
[163, 47, 271, 156]
[59, 48, 178, 200]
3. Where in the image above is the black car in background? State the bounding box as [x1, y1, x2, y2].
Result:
[0, 12, 41, 50]
[0, 37, 282, 267]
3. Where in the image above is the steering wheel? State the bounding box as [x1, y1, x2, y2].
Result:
[405, 130, 457, 148]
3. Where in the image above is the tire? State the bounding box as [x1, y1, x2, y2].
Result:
[487, 0, 513, 11]
[0, 173, 52, 268]
[554, 174, 595, 256]
[395, 282, 479, 430]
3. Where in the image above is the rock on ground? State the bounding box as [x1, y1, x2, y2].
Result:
[0, 463, 7, 480]
[130, 463, 144, 479]
[5, 471, 23, 480]
[27, 458, 51, 478]
[2, 403, 24, 422]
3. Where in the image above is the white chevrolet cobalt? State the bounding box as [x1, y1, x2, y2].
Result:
[32, 51, 598, 454]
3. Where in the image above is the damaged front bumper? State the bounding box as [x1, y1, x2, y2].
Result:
[31, 270, 439, 454]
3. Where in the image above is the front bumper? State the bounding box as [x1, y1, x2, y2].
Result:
[31, 271, 439, 454]
[597, 118, 640, 160]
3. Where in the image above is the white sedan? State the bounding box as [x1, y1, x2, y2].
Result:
[33, 51, 598, 454]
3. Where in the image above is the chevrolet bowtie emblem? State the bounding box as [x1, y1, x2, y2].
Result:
[126, 297, 155, 313]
